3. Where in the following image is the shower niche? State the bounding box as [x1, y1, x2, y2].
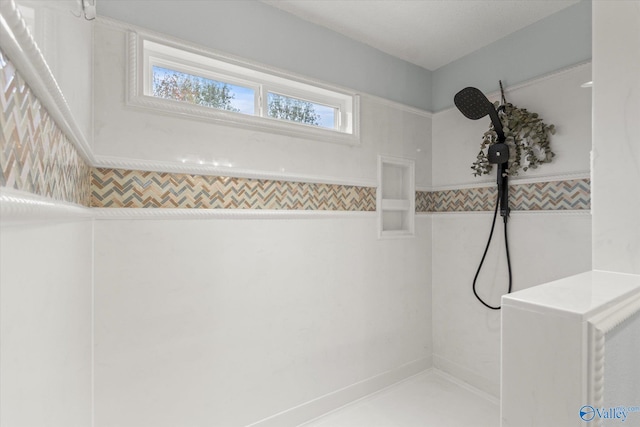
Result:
[377, 156, 415, 238]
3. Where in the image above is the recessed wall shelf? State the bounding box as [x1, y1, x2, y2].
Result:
[377, 155, 415, 238]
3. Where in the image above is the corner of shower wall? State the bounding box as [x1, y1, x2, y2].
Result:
[0, 2, 94, 426]
[429, 62, 593, 398]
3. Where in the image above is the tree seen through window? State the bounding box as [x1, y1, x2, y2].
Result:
[152, 67, 334, 128]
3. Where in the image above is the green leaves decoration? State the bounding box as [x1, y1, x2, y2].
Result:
[471, 102, 556, 177]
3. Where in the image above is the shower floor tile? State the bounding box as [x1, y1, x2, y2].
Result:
[300, 369, 499, 427]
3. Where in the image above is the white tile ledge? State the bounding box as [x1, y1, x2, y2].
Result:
[502, 270, 640, 319]
[502, 270, 640, 417]
[0, 188, 91, 224]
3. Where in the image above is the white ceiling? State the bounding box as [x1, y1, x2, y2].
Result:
[261, 0, 581, 71]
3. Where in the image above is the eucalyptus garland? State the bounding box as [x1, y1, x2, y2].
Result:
[471, 101, 556, 177]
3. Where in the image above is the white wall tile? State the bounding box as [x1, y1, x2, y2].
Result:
[501, 306, 584, 426]
[0, 220, 93, 427]
[94, 216, 432, 426]
[432, 212, 592, 396]
[592, 1, 640, 275]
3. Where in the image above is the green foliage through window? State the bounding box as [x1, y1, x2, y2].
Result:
[267, 93, 322, 126]
[150, 66, 339, 130]
[152, 66, 246, 113]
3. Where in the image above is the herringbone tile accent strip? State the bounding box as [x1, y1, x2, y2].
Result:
[0, 49, 91, 205]
[91, 168, 377, 211]
[415, 191, 432, 212]
[510, 179, 590, 210]
[430, 186, 497, 212]
[416, 178, 590, 212]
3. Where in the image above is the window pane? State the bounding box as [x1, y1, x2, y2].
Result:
[152, 66, 255, 115]
[267, 93, 336, 129]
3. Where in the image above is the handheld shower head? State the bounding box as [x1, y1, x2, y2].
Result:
[454, 87, 494, 120]
[454, 87, 505, 142]
[455, 86, 513, 310]
[454, 85, 510, 219]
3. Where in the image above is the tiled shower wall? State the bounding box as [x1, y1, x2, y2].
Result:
[430, 62, 593, 398]
[1, 3, 597, 426]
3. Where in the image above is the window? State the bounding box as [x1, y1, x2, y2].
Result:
[266, 92, 336, 130]
[129, 33, 359, 143]
[151, 66, 256, 115]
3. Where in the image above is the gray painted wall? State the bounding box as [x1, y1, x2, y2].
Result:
[97, 0, 432, 111]
[98, 0, 591, 113]
[431, 0, 592, 111]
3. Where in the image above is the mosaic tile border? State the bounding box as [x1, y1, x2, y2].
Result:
[91, 167, 589, 212]
[0, 49, 91, 206]
[91, 168, 377, 211]
[416, 178, 590, 212]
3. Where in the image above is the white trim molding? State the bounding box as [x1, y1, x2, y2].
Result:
[427, 210, 591, 218]
[0, 187, 378, 222]
[246, 357, 431, 427]
[587, 287, 640, 416]
[0, 187, 92, 224]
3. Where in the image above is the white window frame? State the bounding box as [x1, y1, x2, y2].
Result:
[127, 31, 360, 145]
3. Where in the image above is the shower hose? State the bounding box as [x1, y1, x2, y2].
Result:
[472, 192, 513, 310]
